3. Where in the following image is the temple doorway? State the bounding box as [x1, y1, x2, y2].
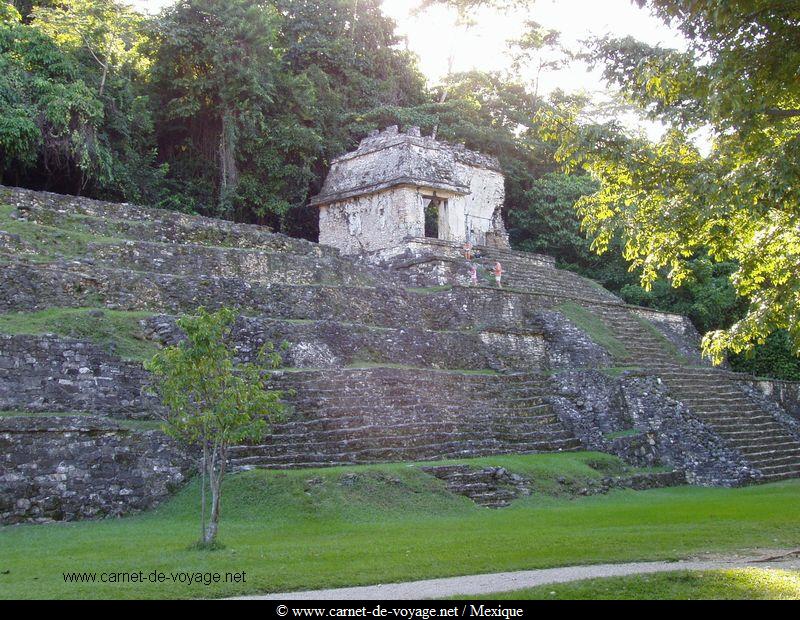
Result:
[424, 197, 446, 239]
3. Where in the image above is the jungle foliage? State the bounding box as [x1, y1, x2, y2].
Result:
[537, 0, 800, 368]
[1, 0, 798, 378]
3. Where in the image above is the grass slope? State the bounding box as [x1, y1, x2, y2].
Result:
[0, 307, 158, 361]
[0, 203, 121, 262]
[470, 568, 800, 600]
[556, 301, 629, 360]
[1, 453, 799, 599]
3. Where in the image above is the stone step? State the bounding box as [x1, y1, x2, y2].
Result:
[242, 421, 576, 444]
[747, 454, 800, 468]
[229, 437, 583, 468]
[757, 462, 800, 477]
[86, 240, 379, 287]
[733, 443, 800, 457]
[710, 428, 796, 442]
[704, 418, 785, 429]
[230, 428, 578, 456]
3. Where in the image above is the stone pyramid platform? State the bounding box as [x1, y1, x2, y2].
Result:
[1, 185, 799, 524]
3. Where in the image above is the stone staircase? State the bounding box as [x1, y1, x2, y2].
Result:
[591, 303, 682, 367]
[228, 369, 581, 469]
[590, 304, 800, 482]
[470, 244, 622, 305]
[420, 464, 528, 508]
[645, 364, 800, 482]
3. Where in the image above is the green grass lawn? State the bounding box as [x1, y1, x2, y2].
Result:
[1, 452, 799, 600]
[468, 568, 800, 600]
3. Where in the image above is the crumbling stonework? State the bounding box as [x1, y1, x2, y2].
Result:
[312, 126, 509, 254]
[739, 378, 800, 420]
[0, 416, 191, 525]
[549, 370, 759, 486]
[0, 335, 158, 418]
[1, 184, 800, 525]
[141, 315, 548, 372]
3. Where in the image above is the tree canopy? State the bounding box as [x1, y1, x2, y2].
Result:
[540, 0, 800, 364]
[2, 0, 798, 375]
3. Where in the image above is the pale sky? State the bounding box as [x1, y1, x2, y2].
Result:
[130, 0, 687, 139]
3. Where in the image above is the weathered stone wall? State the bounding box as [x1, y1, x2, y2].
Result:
[87, 240, 378, 287]
[0, 335, 157, 418]
[141, 315, 548, 372]
[550, 370, 759, 486]
[455, 162, 506, 246]
[319, 188, 423, 255]
[0, 416, 191, 525]
[739, 379, 800, 419]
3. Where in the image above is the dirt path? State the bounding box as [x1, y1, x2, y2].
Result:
[233, 552, 800, 600]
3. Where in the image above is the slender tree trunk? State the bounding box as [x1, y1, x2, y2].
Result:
[200, 442, 207, 542]
[98, 39, 113, 98]
[218, 108, 238, 212]
[99, 61, 109, 98]
[203, 444, 227, 545]
[431, 56, 454, 141]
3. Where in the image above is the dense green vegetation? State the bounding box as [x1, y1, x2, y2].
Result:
[1, 452, 799, 599]
[538, 0, 800, 365]
[466, 568, 800, 600]
[1, 0, 798, 378]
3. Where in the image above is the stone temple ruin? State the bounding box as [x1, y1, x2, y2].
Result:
[312, 126, 509, 254]
[1, 127, 800, 524]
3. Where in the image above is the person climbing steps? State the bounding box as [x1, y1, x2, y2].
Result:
[493, 261, 503, 288]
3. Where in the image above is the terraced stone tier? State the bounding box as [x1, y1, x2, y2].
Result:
[1, 185, 335, 257]
[229, 368, 581, 469]
[86, 240, 381, 287]
[0, 260, 566, 331]
[374, 238, 622, 305]
[142, 315, 547, 372]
